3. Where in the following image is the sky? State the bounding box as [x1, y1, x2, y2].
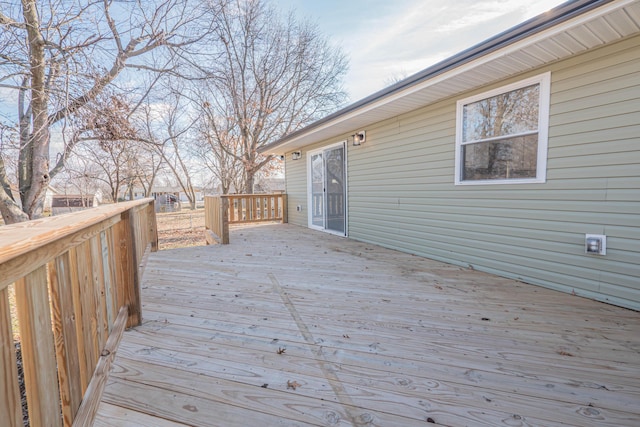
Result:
[0, 0, 568, 114]
[274, 0, 567, 102]
[0, 0, 569, 155]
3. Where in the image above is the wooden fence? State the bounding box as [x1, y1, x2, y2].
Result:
[0, 199, 158, 427]
[204, 194, 287, 245]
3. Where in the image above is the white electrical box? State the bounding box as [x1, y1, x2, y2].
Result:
[585, 234, 606, 255]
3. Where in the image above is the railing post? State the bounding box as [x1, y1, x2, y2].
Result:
[67, 246, 90, 393]
[126, 208, 142, 327]
[228, 196, 236, 222]
[148, 201, 159, 253]
[282, 194, 288, 223]
[204, 196, 230, 245]
[114, 211, 141, 328]
[48, 254, 83, 426]
[15, 266, 62, 427]
[74, 241, 99, 382]
[100, 231, 115, 331]
[204, 196, 211, 243]
[273, 196, 279, 221]
[221, 196, 230, 244]
[0, 287, 21, 427]
[253, 196, 259, 220]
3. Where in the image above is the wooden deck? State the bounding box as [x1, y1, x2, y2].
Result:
[94, 224, 640, 426]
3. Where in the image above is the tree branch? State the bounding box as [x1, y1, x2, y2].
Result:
[0, 11, 25, 29]
[103, 0, 123, 52]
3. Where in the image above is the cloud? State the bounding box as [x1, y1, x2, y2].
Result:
[339, 0, 565, 100]
[435, 1, 524, 33]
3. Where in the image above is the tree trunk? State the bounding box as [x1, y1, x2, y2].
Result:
[0, 156, 29, 223]
[244, 171, 254, 194]
[0, 189, 30, 224]
[110, 181, 119, 204]
[20, 0, 51, 219]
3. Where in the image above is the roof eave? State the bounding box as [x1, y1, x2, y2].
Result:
[259, 0, 619, 155]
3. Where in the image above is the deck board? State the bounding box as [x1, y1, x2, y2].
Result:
[95, 223, 640, 426]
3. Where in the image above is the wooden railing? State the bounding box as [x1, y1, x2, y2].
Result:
[204, 193, 287, 245]
[0, 198, 158, 427]
[204, 196, 229, 245]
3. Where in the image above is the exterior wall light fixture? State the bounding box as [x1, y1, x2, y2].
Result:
[291, 151, 302, 160]
[352, 131, 366, 146]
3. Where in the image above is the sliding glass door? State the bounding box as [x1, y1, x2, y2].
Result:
[308, 143, 346, 235]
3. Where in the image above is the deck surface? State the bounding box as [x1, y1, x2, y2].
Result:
[94, 224, 640, 426]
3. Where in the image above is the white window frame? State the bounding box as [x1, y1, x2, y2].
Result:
[454, 72, 551, 185]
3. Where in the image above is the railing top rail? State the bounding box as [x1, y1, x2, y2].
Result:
[205, 193, 284, 199]
[0, 198, 154, 267]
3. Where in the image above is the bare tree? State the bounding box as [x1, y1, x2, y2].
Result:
[53, 89, 166, 202]
[51, 157, 105, 204]
[72, 138, 146, 203]
[203, 0, 348, 193]
[64, 134, 164, 204]
[0, 0, 217, 223]
[85, 142, 126, 203]
[137, 147, 164, 198]
[141, 90, 200, 209]
[195, 90, 245, 194]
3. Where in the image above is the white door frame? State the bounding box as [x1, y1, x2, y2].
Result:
[306, 141, 348, 236]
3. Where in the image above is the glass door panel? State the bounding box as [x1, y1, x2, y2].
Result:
[325, 146, 345, 234]
[311, 153, 324, 227]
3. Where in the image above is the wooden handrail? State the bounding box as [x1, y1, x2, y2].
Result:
[204, 194, 287, 245]
[0, 198, 158, 427]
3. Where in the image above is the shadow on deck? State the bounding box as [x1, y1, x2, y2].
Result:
[95, 223, 640, 426]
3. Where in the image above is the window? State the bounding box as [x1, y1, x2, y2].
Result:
[455, 72, 550, 185]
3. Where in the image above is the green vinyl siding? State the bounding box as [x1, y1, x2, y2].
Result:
[283, 154, 307, 227]
[286, 35, 640, 310]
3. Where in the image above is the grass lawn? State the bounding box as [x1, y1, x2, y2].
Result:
[156, 208, 206, 250]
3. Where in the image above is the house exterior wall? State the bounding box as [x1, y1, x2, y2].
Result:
[285, 139, 348, 228]
[285, 35, 640, 311]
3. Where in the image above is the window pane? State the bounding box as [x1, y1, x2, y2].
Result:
[325, 146, 345, 234]
[462, 84, 539, 142]
[462, 134, 538, 181]
[311, 153, 324, 227]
